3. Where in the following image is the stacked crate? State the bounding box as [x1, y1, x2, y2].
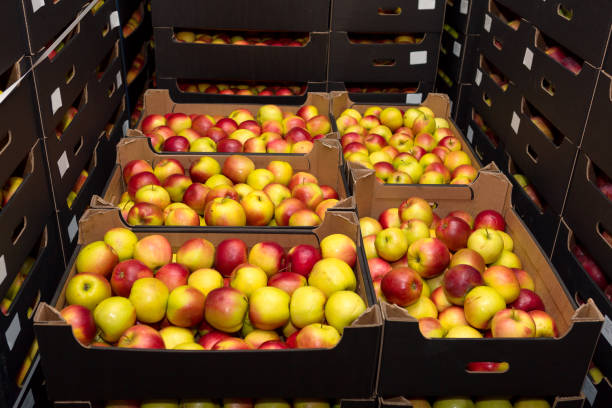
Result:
[150, 0, 329, 103]
[328, 0, 444, 103]
[436, 0, 487, 131]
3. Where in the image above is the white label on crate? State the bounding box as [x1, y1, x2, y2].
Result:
[511, 112, 521, 134]
[110, 11, 120, 29]
[410, 51, 428, 65]
[467, 126, 474, 143]
[68, 216, 78, 242]
[57, 151, 69, 178]
[601, 315, 612, 346]
[31, 0, 44, 13]
[22, 390, 35, 408]
[116, 71, 123, 89]
[582, 378, 597, 406]
[460, 0, 469, 14]
[6, 314, 21, 350]
[523, 48, 534, 70]
[418, 0, 436, 10]
[405, 93, 423, 104]
[0, 255, 6, 286]
[122, 120, 129, 136]
[475, 69, 483, 86]
[51, 87, 62, 115]
[484, 14, 492, 32]
[453, 41, 462, 57]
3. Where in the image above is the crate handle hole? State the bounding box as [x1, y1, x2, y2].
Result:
[493, 37, 503, 50]
[596, 222, 612, 249]
[372, 58, 396, 67]
[541, 77, 555, 96]
[482, 92, 492, 107]
[526, 144, 539, 164]
[466, 362, 509, 373]
[377, 7, 402, 16]
[557, 4, 573, 21]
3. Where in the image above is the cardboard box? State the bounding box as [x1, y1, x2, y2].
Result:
[157, 77, 327, 105]
[444, 0, 488, 35]
[0, 141, 54, 300]
[438, 28, 479, 85]
[54, 399, 378, 408]
[0, 216, 64, 403]
[380, 396, 584, 408]
[0, 58, 40, 180]
[584, 373, 612, 408]
[1, 354, 48, 408]
[151, 0, 331, 32]
[34, 210, 382, 401]
[350, 167, 603, 397]
[563, 152, 612, 282]
[20, 0, 90, 55]
[41, 46, 125, 216]
[91, 135, 352, 221]
[327, 81, 435, 105]
[479, 8, 599, 144]
[581, 70, 612, 177]
[154, 28, 329, 82]
[0, 0, 27, 75]
[331, 0, 445, 33]
[494, 0, 612, 68]
[328, 32, 441, 84]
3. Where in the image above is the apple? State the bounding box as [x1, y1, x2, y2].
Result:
[244, 330, 281, 349]
[289, 286, 326, 328]
[443, 265, 484, 305]
[436, 216, 472, 251]
[379, 208, 401, 229]
[418, 317, 447, 338]
[182, 183, 210, 215]
[308, 258, 356, 297]
[368, 257, 392, 281]
[123, 160, 154, 183]
[292, 183, 324, 210]
[288, 172, 318, 191]
[513, 269, 535, 291]
[445, 325, 483, 338]
[405, 295, 438, 319]
[467, 228, 504, 264]
[320, 234, 356, 267]
[75, 241, 118, 277]
[449, 248, 486, 274]
[159, 326, 194, 349]
[198, 330, 230, 349]
[141, 114, 167, 133]
[266, 161, 293, 186]
[230, 263, 268, 298]
[93, 296, 136, 342]
[295, 323, 341, 348]
[133, 235, 172, 270]
[127, 172, 161, 200]
[529, 310, 558, 337]
[325, 290, 366, 334]
[166, 285, 205, 327]
[117, 324, 165, 349]
[215, 239, 248, 276]
[187, 268, 223, 300]
[249, 286, 290, 330]
[381, 267, 423, 306]
[103, 228, 138, 262]
[407, 238, 450, 278]
[204, 197, 246, 226]
[466, 362, 509, 372]
[240, 191, 274, 226]
[262, 183, 291, 207]
[514, 399, 550, 408]
[360, 217, 383, 237]
[189, 157, 221, 183]
[204, 287, 248, 333]
[439, 306, 469, 330]
[155, 263, 189, 291]
[430, 286, 452, 312]
[110, 259, 153, 297]
[473, 209, 505, 231]
[126, 202, 163, 226]
[274, 198, 307, 226]
[175, 238, 215, 272]
[60, 305, 97, 345]
[399, 197, 433, 225]
[288, 244, 322, 276]
[375, 228, 409, 262]
[491, 308, 535, 338]
[65, 272, 112, 310]
[508, 289, 545, 312]
[268, 272, 306, 296]
[463, 286, 506, 329]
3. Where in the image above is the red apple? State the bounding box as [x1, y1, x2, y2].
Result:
[381, 267, 423, 306]
[217, 138, 243, 152]
[156, 263, 190, 291]
[127, 172, 160, 199]
[474, 209, 506, 231]
[448, 210, 474, 229]
[215, 239, 248, 277]
[368, 257, 392, 280]
[268, 272, 307, 296]
[60, 305, 97, 345]
[117, 324, 165, 349]
[406, 238, 450, 279]
[436, 216, 472, 251]
[508, 289, 545, 312]
[288, 244, 322, 277]
[198, 331, 231, 350]
[442, 264, 484, 305]
[110, 260, 154, 297]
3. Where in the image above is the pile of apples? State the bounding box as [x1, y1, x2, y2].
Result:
[178, 81, 306, 96]
[0, 257, 35, 315]
[127, 50, 146, 84]
[349, 34, 424, 44]
[360, 197, 558, 339]
[66, 170, 89, 208]
[1, 176, 23, 209]
[408, 397, 557, 408]
[140, 104, 331, 153]
[101, 398, 338, 408]
[60, 230, 365, 350]
[121, 155, 339, 227]
[122, 7, 143, 38]
[336, 106, 478, 184]
[175, 31, 308, 46]
[571, 243, 611, 301]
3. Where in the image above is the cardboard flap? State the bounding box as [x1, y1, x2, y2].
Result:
[551, 395, 588, 408]
[315, 211, 360, 242]
[333, 196, 356, 210]
[77, 209, 126, 244]
[89, 195, 114, 208]
[379, 397, 414, 407]
[381, 301, 418, 323]
[34, 302, 64, 325]
[350, 304, 382, 327]
[571, 299, 604, 322]
[142, 89, 175, 118]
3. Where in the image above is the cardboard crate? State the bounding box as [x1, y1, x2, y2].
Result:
[331, 0, 445, 33]
[20, 0, 91, 55]
[328, 32, 441, 84]
[156, 78, 326, 105]
[563, 152, 612, 282]
[154, 28, 329, 82]
[34, 210, 382, 401]
[380, 396, 584, 408]
[584, 374, 612, 408]
[117, 0, 141, 26]
[127, 43, 151, 114]
[0, 141, 54, 300]
[582, 70, 612, 177]
[0, 355, 48, 408]
[0, 0, 27, 75]
[0, 58, 40, 180]
[438, 28, 479, 85]
[54, 398, 378, 408]
[444, 0, 488, 35]
[349, 166, 603, 397]
[327, 81, 434, 105]
[494, 0, 612, 68]
[151, 0, 330, 32]
[90, 135, 352, 223]
[0, 216, 64, 404]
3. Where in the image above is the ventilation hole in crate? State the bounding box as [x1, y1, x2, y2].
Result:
[596, 223, 612, 249]
[466, 362, 509, 373]
[378, 7, 402, 16]
[372, 58, 396, 67]
[522, 98, 564, 146]
[541, 77, 555, 96]
[491, 0, 521, 27]
[509, 159, 546, 212]
[0, 130, 12, 155]
[493, 37, 503, 50]
[557, 4, 573, 20]
[526, 144, 539, 163]
[12, 217, 26, 245]
[536, 31, 584, 75]
[482, 92, 492, 107]
[65, 65, 75, 85]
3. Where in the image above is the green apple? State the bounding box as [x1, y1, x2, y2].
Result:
[65, 272, 112, 310]
[467, 228, 504, 264]
[93, 297, 136, 342]
[474, 398, 512, 408]
[433, 397, 474, 408]
[104, 228, 138, 261]
[324, 291, 366, 333]
[513, 399, 550, 408]
[128, 277, 169, 323]
[375, 228, 409, 262]
[290, 286, 326, 328]
[308, 258, 356, 298]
